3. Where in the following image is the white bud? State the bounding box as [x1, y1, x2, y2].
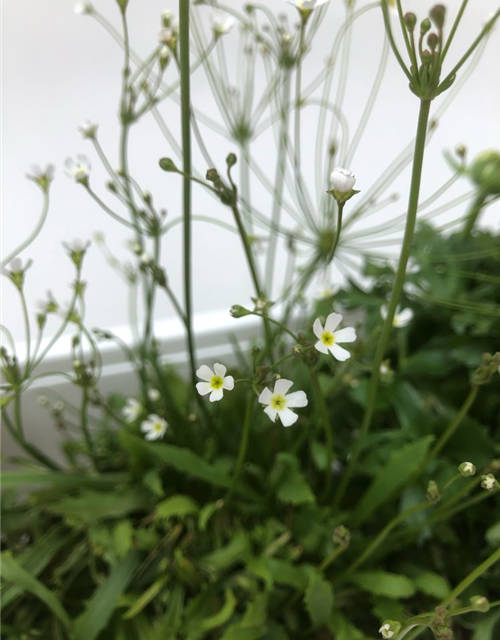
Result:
[148, 388, 161, 402]
[74, 2, 93, 15]
[330, 167, 356, 193]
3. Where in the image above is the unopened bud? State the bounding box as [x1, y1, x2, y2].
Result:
[469, 151, 500, 196]
[481, 474, 498, 491]
[333, 525, 350, 547]
[427, 33, 439, 51]
[230, 304, 251, 318]
[159, 157, 179, 173]
[458, 462, 476, 477]
[426, 480, 440, 503]
[420, 18, 431, 35]
[226, 153, 237, 168]
[404, 12, 417, 32]
[430, 5, 446, 29]
[470, 596, 490, 613]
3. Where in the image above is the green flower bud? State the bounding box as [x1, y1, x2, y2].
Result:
[458, 462, 476, 477]
[426, 480, 440, 503]
[420, 18, 431, 35]
[470, 596, 490, 613]
[430, 5, 446, 29]
[230, 304, 251, 318]
[159, 157, 179, 173]
[226, 153, 237, 168]
[404, 13, 417, 32]
[427, 33, 439, 51]
[333, 525, 350, 548]
[469, 150, 500, 195]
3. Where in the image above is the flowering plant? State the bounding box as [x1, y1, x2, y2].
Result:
[2, 1, 500, 639]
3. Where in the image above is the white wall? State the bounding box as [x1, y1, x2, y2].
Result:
[2, 0, 500, 344]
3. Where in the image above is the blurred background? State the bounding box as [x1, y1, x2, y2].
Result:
[2, 0, 500, 345]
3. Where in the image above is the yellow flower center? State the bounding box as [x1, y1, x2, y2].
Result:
[321, 331, 335, 346]
[271, 394, 287, 411]
[210, 375, 224, 390]
[153, 422, 163, 432]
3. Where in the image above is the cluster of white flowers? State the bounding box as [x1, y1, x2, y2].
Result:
[122, 397, 168, 441]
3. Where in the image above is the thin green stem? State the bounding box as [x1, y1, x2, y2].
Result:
[80, 385, 98, 469]
[232, 397, 254, 485]
[334, 99, 432, 510]
[440, 0, 470, 62]
[2, 192, 50, 267]
[310, 368, 334, 499]
[461, 191, 488, 239]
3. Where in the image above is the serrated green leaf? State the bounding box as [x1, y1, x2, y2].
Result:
[1, 551, 71, 628]
[156, 495, 198, 520]
[274, 453, 315, 506]
[305, 574, 334, 627]
[353, 436, 434, 525]
[200, 531, 250, 574]
[350, 571, 415, 599]
[73, 551, 141, 640]
[414, 572, 450, 599]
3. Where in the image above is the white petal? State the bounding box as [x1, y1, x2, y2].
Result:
[331, 343, 351, 361]
[380, 304, 388, 320]
[140, 421, 152, 433]
[314, 340, 329, 355]
[312, 317, 324, 339]
[214, 363, 227, 377]
[263, 405, 278, 422]
[223, 375, 234, 390]
[285, 390, 308, 408]
[397, 308, 414, 326]
[196, 381, 212, 396]
[279, 408, 298, 427]
[196, 365, 214, 381]
[325, 312, 342, 332]
[259, 387, 273, 405]
[333, 327, 356, 343]
[145, 430, 159, 440]
[209, 388, 224, 402]
[274, 379, 294, 395]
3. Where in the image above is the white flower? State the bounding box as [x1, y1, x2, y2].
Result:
[313, 313, 356, 361]
[481, 474, 498, 491]
[74, 2, 93, 15]
[140, 252, 154, 266]
[65, 239, 91, 253]
[381, 304, 414, 328]
[288, 0, 329, 10]
[79, 120, 98, 139]
[196, 363, 234, 402]
[37, 395, 49, 406]
[259, 379, 308, 427]
[148, 388, 161, 402]
[27, 164, 55, 188]
[211, 12, 235, 36]
[379, 623, 394, 639]
[330, 167, 356, 193]
[53, 400, 65, 412]
[458, 461, 476, 477]
[64, 155, 91, 183]
[141, 414, 168, 440]
[122, 398, 143, 423]
[9, 258, 24, 273]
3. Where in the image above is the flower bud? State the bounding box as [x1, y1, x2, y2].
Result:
[330, 167, 356, 193]
[420, 18, 431, 35]
[469, 150, 500, 195]
[481, 474, 498, 491]
[230, 304, 251, 318]
[427, 33, 439, 51]
[404, 13, 417, 32]
[458, 462, 476, 477]
[470, 596, 490, 613]
[74, 2, 93, 15]
[426, 480, 440, 503]
[379, 621, 401, 639]
[333, 525, 350, 547]
[226, 153, 237, 168]
[148, 388, 161, 402]
[454, 143, 467, 158]
[430, 5, 446, 29]
[159, 157, 179, 173]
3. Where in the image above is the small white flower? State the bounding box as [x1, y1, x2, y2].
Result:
[37, 395, 49, 406]
[313, 313, 356, 361]
[27, 164, 55, 187]
[379, 623, 394, 639]
[288, 0, 329, 10]
[148, 388, 161, 402]
[381, 304, 414, 328]
[65, 239, 91, 253]
[259, 378, 308, 427]
[9, 258, 24, 273]
[211, 12, 235, 36]
[159, 45, 170, 63]
[330, 167, 356, 193]
[140, 252, 154, 266]
[53, 400, 65, 412]
[64, 155, 91, 183]
[79, 120, 98, 139]
[122, 398, 143, 423]
[481, 474, 498, 491]
[196, 363, 234, 402]
[74, 2, 93, 15]
[141, 414, 168, 441]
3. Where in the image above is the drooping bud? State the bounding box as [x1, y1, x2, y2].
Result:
[427, 33, 439, 52]
[226, 153, 237, 168]
[420, 18, 432, 35]
[469, 150, 500, 195]
[230, 304, 251, 318]
[430, 5, 446, 29]
[159, 157, 179, 173]
[404, 13, 417, 32]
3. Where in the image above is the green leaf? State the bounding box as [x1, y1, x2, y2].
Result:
[472, 609, 500, 640]
[73, 551, 141, 640]
[199, 589, 237, 632]
[199, 501, 220, 531]
[305, 574, 334, 627]
[329, 611, 365, 640]
[113, 520, 134, 558]
[274, 453, 315, 506]
[154, 586, 185, 637]
[1, 551, 71, 628]
[350, 571, 416, 599]
[1, 470, 127, 489]
[123, 575, 169, 619]
[156, 495, 199, 520]
[413, 571, 450, 599]
[353, 435, 434, 525]
[200, 531, 251, 574]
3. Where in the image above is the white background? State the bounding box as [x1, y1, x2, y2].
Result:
[2, 0, 500, 346]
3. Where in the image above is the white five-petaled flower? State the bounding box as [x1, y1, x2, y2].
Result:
[74, 2, 93, 15]
[381, 304, 414, 328]
[379, 624, 394, 640]
[313, 313, 356, 361]
[259, 379, 308, 427]
[211, 12, 235, 36]
[196, 363, 234, 402]
[65, 239, 91, 253]
[65, 155, 91, 183]
[141, 414, 168, 441]
[330, 167, 356, 193]
[122, 398, 143, 423]
[288, 0, 329, 10]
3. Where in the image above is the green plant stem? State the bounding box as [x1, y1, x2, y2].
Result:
[327, 202, 344, 262]
[310, 368, 334, 499]
[2, 405, 60, 470]
[440, 0, 470, 62]
[334, 99, 432, 511]
[179, 0, 197, 388]
[2, 192, 50, 267]
[80, 386, 98, 469]
[232, 398, 254, 485]
[461, 192, 487, 239]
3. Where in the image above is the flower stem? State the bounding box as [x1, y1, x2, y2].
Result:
[179, 0, 197, 388]
[310, 368, 334, 499]
[461, 192, 487, 239]
[232, 397, 254, 485]
[334, 99, 432, 511]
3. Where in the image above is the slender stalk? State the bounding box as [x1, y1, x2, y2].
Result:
[334, 99, 432, 510]
[80, 386, 98, 469]
[2, 193, 50, 267]
[179, 0, 197, 387]
[310, 369, 334, 498]
[232, 398, 254, 484]
[440, 0, 470, 62]
[461, 192, 487, 239]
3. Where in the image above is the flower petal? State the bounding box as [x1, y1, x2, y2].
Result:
[325, 312, 342, 332]
[196, 381, 212, 396]
[263, 405, 278, 422]
[380, 304, 388, 320]
[209, 388, 224, 402]
[331, 343, 351, 361]
[279, 408, 298, 427]
[314, 340, 329, 355]
[312, 318, 324, 339]
[196, 365, 213, 381]
[259, 387, 273, 405]
[285, 390, 308, 408]
[140, 421, 152, 433]
[145, 430, 159, 440]
[223, 375, 234, 390]
[333, 327, 356, 343]
[397, 308, 414, 326]
[274, 378, 294, 396]
[214, 362, 227, 377]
